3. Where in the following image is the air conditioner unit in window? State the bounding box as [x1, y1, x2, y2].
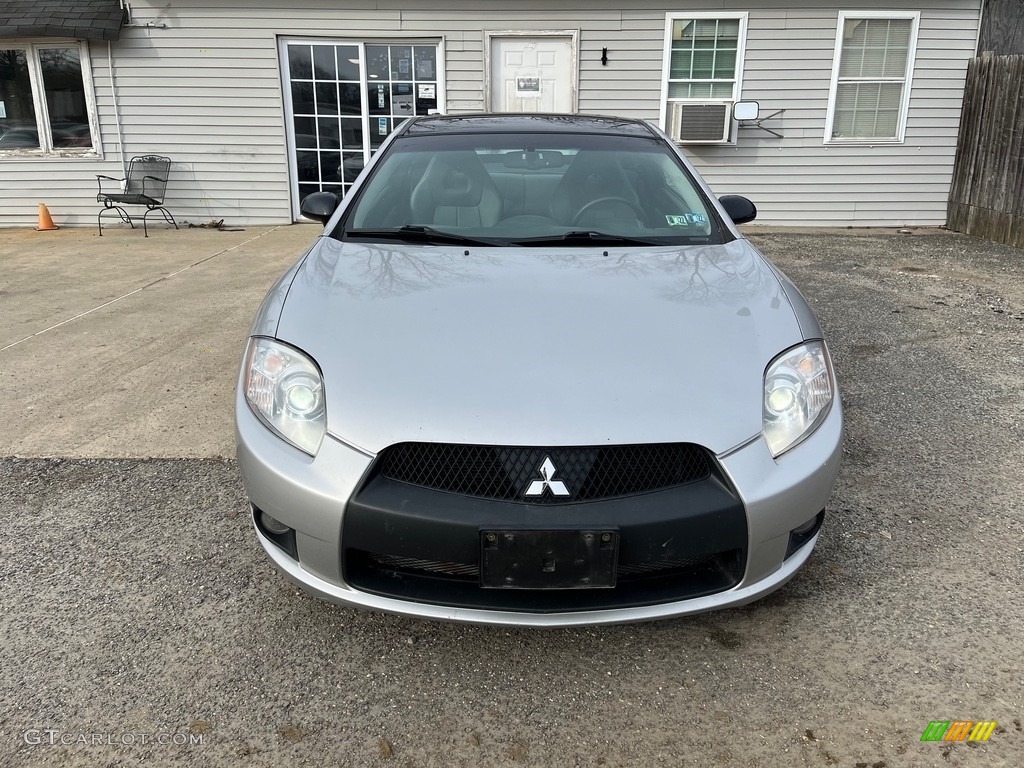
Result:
[667, 101, 733, 144]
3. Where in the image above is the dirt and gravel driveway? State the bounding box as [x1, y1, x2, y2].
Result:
[0, 226, 1021, 767]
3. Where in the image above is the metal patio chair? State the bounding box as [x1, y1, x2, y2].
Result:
[96, 155, 179, 237]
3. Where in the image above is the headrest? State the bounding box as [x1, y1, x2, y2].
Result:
[429, 166, 483, 207]
[420, 153, 492, 207]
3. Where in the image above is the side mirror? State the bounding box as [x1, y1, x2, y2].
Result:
[733, 101, 759, 121]
[719, 195, 757, 225]
[300, 191, 340, 224]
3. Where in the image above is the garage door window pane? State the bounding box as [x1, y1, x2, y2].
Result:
[341, 152, 364, 183]
[315, 82, 339, 114]
[317, 117, 341, 150]
[390, 46, 412, 80]
[341, 117, 363, 150]
[294, 116, 316, 147]
[321, 151, 343, 183]
[340, 83, 361, 115]
[292, 81, 315, 115]
[289, 45, 313, 79]
[337, 46, 360, 82]
[296, 151, 319, 182]
[366, 46, 390, 81]
[313, 45, 336, 80]
[414, 47, 436, 80]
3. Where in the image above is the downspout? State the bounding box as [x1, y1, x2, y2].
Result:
[974, 0, 985, 53]
[107, 41, 126, 178]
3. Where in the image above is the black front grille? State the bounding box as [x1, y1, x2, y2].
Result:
[376, 442, 712, 503]
[343, 456, 747, 613]
[361, 550, 721, 581]
[368, 553, 480, 578]
[347, 548, 745, 612]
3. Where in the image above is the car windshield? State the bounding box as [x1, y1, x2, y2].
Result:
[337, 130, 724, 246]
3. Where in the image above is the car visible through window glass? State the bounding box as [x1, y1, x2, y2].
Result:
[235, 114, 842, 627]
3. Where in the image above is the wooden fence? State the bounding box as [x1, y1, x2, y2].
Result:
[946, 53, 1024, 249]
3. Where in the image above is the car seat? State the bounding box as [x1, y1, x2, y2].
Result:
[410, 152, 502, 228]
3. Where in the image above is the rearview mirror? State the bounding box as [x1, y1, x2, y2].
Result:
[503, 150, 565, 169]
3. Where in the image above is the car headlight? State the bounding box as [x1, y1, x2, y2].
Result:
[243, 337, 326, 456]
[763, 341, 834, 458]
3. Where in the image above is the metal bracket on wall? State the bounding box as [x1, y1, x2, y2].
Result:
[121, 0, 172, 28]
[738, 109, 785, 139]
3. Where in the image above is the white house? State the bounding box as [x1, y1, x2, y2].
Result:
[0, 0, 982, 228]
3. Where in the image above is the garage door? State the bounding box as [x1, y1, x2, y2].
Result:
[281, 39, 442, 219]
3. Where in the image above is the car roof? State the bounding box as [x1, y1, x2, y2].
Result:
[402, 113, 658, 138]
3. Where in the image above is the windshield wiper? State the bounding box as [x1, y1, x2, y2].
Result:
[345, 225, 505, 247]
[510, 230, 667, 247]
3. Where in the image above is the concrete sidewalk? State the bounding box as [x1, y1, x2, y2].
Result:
[0, 224, 316, 457]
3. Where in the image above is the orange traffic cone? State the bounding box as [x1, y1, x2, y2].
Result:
[35, 202, 58, 231]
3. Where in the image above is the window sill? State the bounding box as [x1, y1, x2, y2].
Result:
[0, 149, 103, 160]
[824, 138, 904, 146]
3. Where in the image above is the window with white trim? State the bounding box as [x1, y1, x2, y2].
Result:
[825, 13, 919, 142]
[664, 15, 746, 100]
[660, 13, 748, 143]
[0, 42, 98, 154]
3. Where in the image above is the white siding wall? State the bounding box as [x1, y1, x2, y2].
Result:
[677, 2, 981, 225]
[0, 0, 980, 228]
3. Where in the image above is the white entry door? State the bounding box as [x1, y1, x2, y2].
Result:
[489, 35, 576, 113]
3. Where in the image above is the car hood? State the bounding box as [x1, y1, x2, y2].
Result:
[275, 237, 804, 456]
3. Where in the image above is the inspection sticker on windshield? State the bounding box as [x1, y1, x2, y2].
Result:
[666, 213, 706, 227]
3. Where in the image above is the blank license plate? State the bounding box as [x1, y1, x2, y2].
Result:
[480, 529, 618, 589]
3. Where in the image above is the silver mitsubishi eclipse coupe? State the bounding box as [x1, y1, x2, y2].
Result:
[235, 113, 842, 626]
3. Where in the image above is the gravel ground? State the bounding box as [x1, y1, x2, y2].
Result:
[1, 230, 1022, 767]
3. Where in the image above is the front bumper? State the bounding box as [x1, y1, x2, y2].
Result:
[236, 394, 842, 627]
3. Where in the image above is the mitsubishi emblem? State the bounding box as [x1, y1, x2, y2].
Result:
[524, 456, 571, 498]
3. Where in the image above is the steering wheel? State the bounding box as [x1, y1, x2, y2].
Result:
[572, 196, 647, 226]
